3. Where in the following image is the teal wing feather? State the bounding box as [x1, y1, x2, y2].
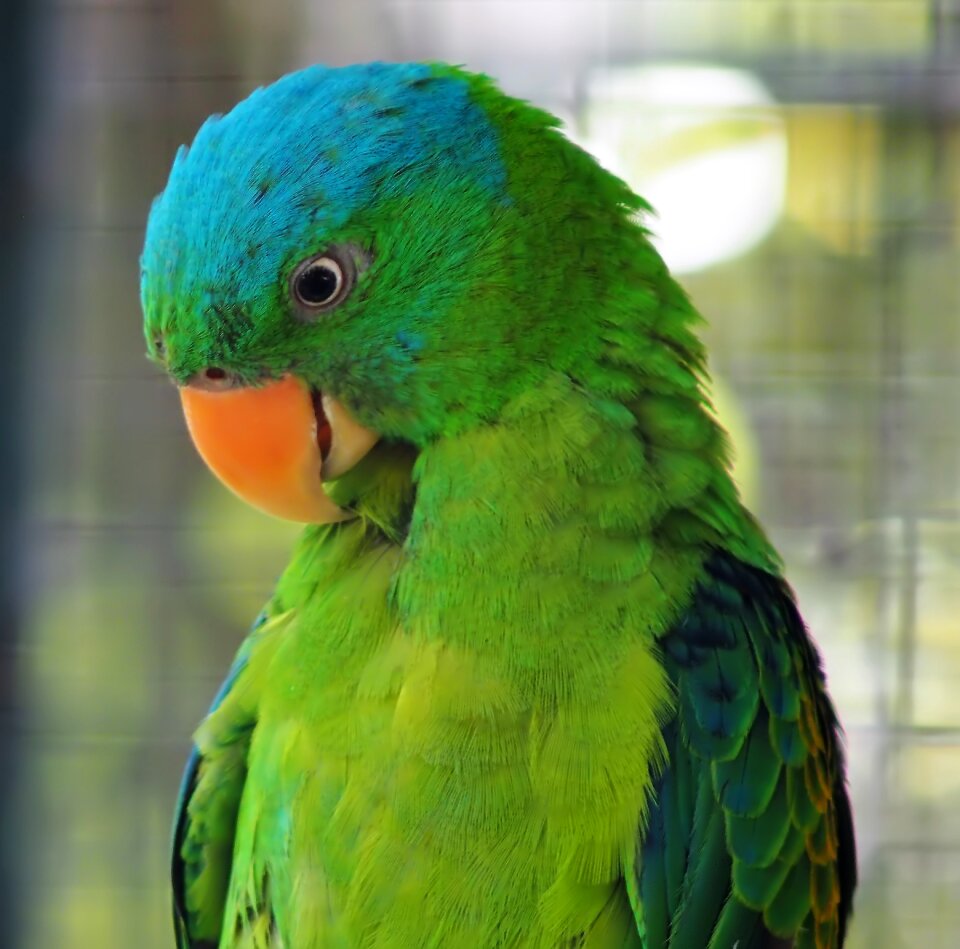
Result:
[637, 552, 856, 948]
[172, 610, 269, 949]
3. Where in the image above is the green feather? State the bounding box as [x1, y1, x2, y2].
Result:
[765, 854, 815, 937]
[686, 644, 760, 746]
[631, 394, 715, 451]
[797, 922, 819, 949]
[669, 806, 730, 949]
[787, 764, 821, 833]
[769, 712, 808, 767]
[817, 915, 839, 948]
[661, 751, 695, 911]
[640, 849, 670, 949]
[754, 634, 803, 723]
[706, 896, 766, 949]
[812, 860, 840, 918]
[808, 810, 838, 864]
[725, 773, 792, 868]
[712, 707, 782, 817]
[732, 825, 805, 909]
[180, 747, 247, 941]
[678, 680, 745, 762]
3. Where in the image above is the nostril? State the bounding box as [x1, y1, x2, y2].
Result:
[186, 367, 237, 391]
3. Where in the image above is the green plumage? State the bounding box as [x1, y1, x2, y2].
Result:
[142, 62, 856, 948]
[645, 555, 855, 947]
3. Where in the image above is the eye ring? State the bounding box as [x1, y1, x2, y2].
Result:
[290, 249, 355, 317]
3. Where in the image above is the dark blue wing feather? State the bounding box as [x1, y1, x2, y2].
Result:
[637, 551, 856, 948]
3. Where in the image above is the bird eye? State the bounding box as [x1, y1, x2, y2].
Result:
[290, 250, 354, 316]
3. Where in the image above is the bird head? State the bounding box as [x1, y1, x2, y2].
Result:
[141, 62, 648, 524]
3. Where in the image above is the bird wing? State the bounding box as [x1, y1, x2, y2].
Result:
[632, 551, 856, 949]
[172, 609, 285, 949]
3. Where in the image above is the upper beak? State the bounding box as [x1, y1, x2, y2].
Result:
[178, 374, 379, 523]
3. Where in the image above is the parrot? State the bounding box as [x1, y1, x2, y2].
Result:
[140, 62, 856, 949]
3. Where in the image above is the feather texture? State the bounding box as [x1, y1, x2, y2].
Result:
[638, 553, 857, 948]
[173, 609, 284, 948]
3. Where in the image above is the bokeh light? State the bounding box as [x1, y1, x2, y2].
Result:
[583, 64, 788, 274]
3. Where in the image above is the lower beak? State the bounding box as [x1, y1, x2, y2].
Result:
[179, 374, 379, 523]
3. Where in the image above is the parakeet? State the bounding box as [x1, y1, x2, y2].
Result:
[141, 62, 856, 949]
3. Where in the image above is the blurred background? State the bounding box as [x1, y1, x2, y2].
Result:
[4, 0, 959, 946]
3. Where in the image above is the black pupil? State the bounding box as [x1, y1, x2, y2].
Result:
[297, 262, 340, 305]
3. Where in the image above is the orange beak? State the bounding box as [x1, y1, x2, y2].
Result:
[179, 374, 379, 523]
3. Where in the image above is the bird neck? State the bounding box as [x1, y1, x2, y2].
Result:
[274, 366, 777, 696]
[391, 372, 773, 668]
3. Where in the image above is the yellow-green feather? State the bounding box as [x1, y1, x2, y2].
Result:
[175, 346, 783, 947]
[210, 375, 709, 947]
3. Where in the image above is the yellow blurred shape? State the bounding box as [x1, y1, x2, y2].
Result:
[784, 106, 881, 256]
[584, 64, 787, 273]
[49, 888, 117, 948]
[606, 1, 930, 57]
[36, 884, 165, 949]
[788, 1, 930, 54]
[899, 744, 960, 803]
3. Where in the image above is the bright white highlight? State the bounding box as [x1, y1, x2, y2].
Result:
[582, 64, 787, 274]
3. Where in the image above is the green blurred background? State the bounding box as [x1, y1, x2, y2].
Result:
[5, 1, 960, 946]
